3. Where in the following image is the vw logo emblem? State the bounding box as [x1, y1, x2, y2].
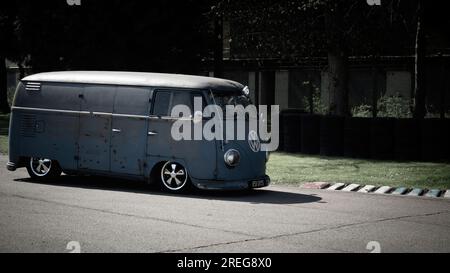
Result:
[248, 131, 261, 153]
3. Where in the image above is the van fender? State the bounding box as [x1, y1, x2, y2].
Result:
[146, 158, 190, 184]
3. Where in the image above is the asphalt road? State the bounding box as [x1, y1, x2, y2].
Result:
[0, 155, 449, 253]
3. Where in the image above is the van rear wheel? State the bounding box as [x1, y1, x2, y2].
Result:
[160, 161, 190, 192]
[26, 157, 62, 180]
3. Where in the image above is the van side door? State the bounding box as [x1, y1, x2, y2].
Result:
[110, 86, 150, 175]
[147, 90, 217, 181]
[78, 85, 116, 172]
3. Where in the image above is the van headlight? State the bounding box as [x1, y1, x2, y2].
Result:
[224, 149, 240, 167]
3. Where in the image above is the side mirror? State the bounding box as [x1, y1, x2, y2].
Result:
[243, 86, 250, 97]
[193, 111, 203, 124]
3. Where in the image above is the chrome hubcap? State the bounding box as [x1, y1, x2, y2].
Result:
[30, 157, 52, 177]
[161, 162, 188, 191]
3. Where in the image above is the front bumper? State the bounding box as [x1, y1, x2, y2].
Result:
[191, 175, 271, 191]
[6, 162, 17, 172]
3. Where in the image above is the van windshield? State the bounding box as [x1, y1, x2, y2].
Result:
[209, 91, 252, 112]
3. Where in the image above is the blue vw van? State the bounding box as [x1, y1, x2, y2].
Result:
[6, 71, 270, 192]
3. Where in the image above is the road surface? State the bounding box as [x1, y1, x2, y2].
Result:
[0, 155, 449, 253]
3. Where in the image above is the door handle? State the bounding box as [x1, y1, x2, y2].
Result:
[148, 131, 158, 136]
[112, 129, 122, 133]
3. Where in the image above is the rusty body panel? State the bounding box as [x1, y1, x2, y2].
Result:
[7, 71, 270, 190]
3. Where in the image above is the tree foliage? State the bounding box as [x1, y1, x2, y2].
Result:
[0, 0, 213, 112]
[212, 0, 418, 60]
[211, 0, 450, 116]
[10, 0, 211, 73]
[1, 0, 449, 115]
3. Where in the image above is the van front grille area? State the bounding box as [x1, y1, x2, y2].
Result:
[20, 115, 37, 138]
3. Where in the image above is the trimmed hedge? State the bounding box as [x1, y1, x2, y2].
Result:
[320, 116, 344, 156]
[300, 114, 321, 154]
[279, 109, 305, 152]
[370, 118, 395, 160]
[421, 119, 450, 162]
[395, 119, 420, 161]
[282, 112, 302, 153]
[280, 113, 450, 162]
[344, 117, 371, 159]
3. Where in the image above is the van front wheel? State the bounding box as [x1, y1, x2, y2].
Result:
[160, 161, 189, 192]
[26, 157, 62, 180]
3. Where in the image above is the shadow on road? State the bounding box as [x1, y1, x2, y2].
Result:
[14, 175, 321, 205]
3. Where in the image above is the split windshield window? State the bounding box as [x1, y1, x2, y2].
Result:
[152, 90, 251, 118]
[210, 91, 251, 112]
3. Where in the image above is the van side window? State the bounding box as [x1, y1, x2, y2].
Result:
[153, 91, 171, 116]
[114, 87, 150, 116]
[191, 92, 206, 110]
[153, 90, 197, 117]
[171, 92, 193, 115]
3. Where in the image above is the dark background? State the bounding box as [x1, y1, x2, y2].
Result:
[1, 0, 449, 118]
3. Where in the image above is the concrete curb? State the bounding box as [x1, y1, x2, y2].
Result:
[326, 183, 346, 191]
[358, 185, 376, 194]
[342, 184, 360, 192]
[445, 190, 450, 199]
[392, 187, 408, 195]
[301, 182, 331, 190]
[301, 182, 450, 200]
[408, 188, 424, 197]
[426, 189, 442, 198]
[374, 186, 393, 194]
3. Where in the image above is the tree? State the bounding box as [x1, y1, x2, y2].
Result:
[324, 1, 349, 116]
[1, 0, 215, 112]
[213, 13, 224, 78]
[12, 0, 211, 73]
[0, 2, 21, 113]
[0, 54, 8, 113]
[212, 0, 419, 116]
[413, 0, 426, 119]
[412, 0, 450, 119]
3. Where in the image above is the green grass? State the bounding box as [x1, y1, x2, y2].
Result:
[0, 106, 8, 153]
[0, 114, 9, 136]
[0, 114, 10, 124]
[0, 135, 8, 155]
[0, 114, 10, 152]
[0, 113, 10, 119]
[267, 152, 450, 190]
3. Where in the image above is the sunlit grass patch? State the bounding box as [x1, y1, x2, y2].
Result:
[267, 152, 450, 189]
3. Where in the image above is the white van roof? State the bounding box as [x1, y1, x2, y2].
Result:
[22, 71, 244, 92]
